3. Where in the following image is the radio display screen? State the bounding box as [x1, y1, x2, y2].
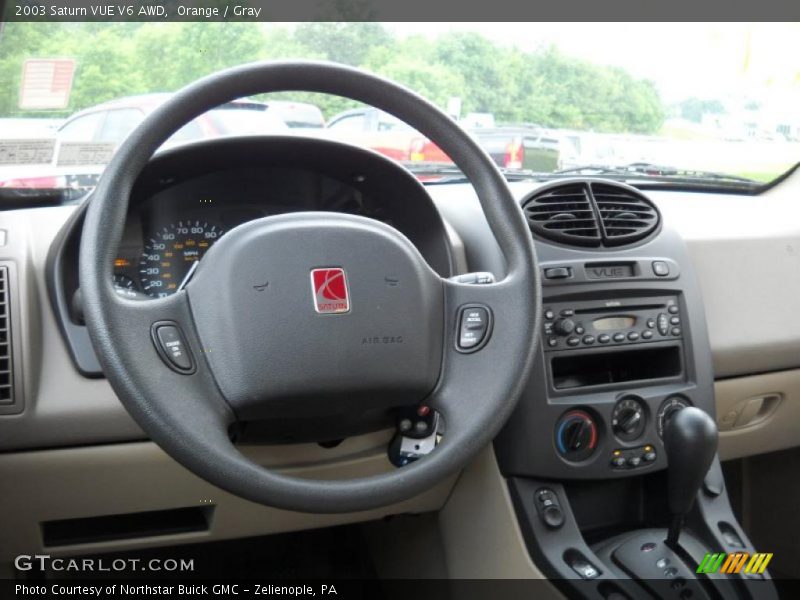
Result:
[593, 316, 636, 331]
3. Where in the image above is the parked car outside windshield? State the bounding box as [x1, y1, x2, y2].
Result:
[0, 22, 798, 191]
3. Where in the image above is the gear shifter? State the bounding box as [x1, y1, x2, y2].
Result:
[663, 406, 718, 547]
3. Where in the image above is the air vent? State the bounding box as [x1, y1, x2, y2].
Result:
[522, 181, 660, 248]
[0, 266, 13, 405]
[522, 183, 601, 246]
[591, 183, 660, 246]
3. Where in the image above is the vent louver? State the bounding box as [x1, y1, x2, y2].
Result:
[522, 183, 601, 246]
[522, 181, 660, 248]
[0, 266, 13, 405]
[591, 183, 660, 246]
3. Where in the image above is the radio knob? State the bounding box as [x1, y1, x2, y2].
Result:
[553, 318, 576, 335]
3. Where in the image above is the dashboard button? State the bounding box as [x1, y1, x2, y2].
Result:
[652, 261, 670, 277]
[644, 451, 657, 462]
[152, 323, 194, 373]
[598, 334, 610, 344]
[575, 325, 585, 335]
[627, 331, 640, 341]
[628, 456, 642, 467]
[582, 335, 595, 345]
[548, 337, 558, 347]
[668, 305, 679, 314]
[642, 330, 654, 340]
[613, 333, 626, 343]
[671, 327, 682, 336]
[560, 309, 575, 317]
[670, 316, 681, 325]
[566, 336, 580, 347]
[611, 456, 627, 468]
[647, 318, 656, 329]
[544, 267, 572, 279]
[657, 313, 669, 336]
[544, 309, 555, 320]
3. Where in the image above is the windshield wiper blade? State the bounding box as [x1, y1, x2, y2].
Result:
[554, 162, 758, 184]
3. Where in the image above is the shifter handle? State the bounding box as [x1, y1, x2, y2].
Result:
[664, 406, 718, 517]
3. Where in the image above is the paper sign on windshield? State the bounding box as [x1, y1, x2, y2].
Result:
[56, 142, 115, 166]
[0, 139, 55, 165]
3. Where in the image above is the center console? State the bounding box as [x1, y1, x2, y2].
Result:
[494, 180, 777, 600]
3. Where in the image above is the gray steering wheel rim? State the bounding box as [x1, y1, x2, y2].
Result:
[79, 60, 540, 513]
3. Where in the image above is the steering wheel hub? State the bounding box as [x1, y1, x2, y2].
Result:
[188, 212, 444, 420]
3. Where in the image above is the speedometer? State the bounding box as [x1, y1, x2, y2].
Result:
[139, 220, 223, 298]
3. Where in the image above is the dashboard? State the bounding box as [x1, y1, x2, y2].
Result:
[1, 135, 800, 583]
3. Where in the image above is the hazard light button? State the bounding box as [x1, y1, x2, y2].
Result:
[456, 305, 492, 352]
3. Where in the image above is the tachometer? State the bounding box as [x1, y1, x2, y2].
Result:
[139, 220, 223, 298]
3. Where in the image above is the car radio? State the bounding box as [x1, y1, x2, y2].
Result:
[542, 295, 682, 351]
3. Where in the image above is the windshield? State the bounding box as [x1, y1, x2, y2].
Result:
[1, 22, 798, 190]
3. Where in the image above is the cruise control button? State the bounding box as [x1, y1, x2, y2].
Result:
[598, 334, 610, 344]
[153, 323, 194, 373]
[642, 330, 654, 339]
[458, 306, 490, 350]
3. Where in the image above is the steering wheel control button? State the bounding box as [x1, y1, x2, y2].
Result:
[151, 322, 195, 374]
[456, 305, 492, 352]
[652, 261, 670, 277]
[534, 488, 565, 529]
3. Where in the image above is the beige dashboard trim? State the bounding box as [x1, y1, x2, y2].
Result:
[715, 368, 800, 461]
[0, 438, 455, 566]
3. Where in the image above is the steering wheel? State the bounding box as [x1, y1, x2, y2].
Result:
[79, 61, 540, 513]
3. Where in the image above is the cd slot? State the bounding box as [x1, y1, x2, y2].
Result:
[574, 303, 664, 315]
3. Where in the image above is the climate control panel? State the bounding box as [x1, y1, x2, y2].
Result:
[543, 295, 682, 351]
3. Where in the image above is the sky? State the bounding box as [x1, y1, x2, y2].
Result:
[385, 23, 800, 104]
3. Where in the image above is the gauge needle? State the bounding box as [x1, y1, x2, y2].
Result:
[177, 261, 199, 291]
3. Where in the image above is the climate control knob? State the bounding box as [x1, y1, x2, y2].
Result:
[553, 318, 576, 335]
[612, 396, 647, 442]
[555, 410, 599, 462]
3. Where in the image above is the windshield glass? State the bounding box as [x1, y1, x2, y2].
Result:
[1, 22, 798, 190]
